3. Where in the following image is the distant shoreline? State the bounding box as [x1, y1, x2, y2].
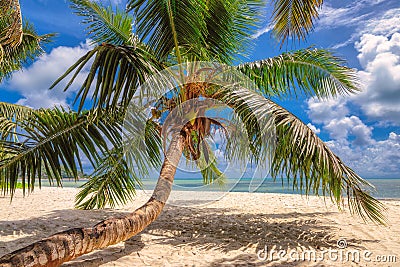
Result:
[10, 177, 400, 201]
[23, 177, 400, 200]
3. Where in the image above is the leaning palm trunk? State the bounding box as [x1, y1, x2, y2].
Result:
[0, 134, 184, 267]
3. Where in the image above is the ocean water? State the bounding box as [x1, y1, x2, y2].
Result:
[53, 177, 400, 199]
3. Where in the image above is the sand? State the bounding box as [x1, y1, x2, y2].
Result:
[0, 187, 399, 266]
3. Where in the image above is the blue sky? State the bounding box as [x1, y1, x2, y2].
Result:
[1, 0, 399, 178]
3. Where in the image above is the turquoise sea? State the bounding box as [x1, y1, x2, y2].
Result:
[53, 177, 400, 199]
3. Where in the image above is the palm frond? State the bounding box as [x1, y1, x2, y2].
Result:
[74, 110, 164, 209]
[219, 87, 386, 225]
[70, 0, 134, 46]
[202, 0, 263, 63]
[75, 147, 141, 209]
[0, 20, 53, 81]
[269, 99, 386, 224]
[0, 44, 3, 63]
[195, 140, 225, 185]
[128, 0, 263, 63]
[0, 101, 33, 121]
[237, 48, 359, 99]
[0, 102, 33, 140]
[127, 0, 207, 61]
[143, 120, 163, 170]
[0, 107, 122, 197]
[122, 109, 163, 178]
[50, 43, 161, 112]
[270, 0, 323, 46]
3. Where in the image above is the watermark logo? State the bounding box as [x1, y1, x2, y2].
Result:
[257, 238, 397, 263]
[336, 238, 347, 249]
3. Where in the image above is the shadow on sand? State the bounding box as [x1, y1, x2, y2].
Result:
[0, 205, 379, 266]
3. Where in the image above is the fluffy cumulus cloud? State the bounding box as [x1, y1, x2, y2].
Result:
[324, 116, 374, 146]
[330, 7, 400, 125]
[353, 32, 400, 125]
[307, 97, 400, 177]
[4, 40, 93, 108]
[305, 3, 400, 177]
[306, 97, 348, 124]
[326, 132, 400, 178]
[307, 98, 374, 146]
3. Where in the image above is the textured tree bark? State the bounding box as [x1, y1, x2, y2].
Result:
[0, 134, 184, 267]
[0, 0, 24, 48]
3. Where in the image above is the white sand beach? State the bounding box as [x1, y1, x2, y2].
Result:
[0, 187, 399, 266]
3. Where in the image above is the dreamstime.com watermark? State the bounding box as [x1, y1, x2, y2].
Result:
[257, 239, 397, 263]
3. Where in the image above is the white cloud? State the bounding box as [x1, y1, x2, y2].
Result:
[317, 1, 394, 31]
[306, 95, 399, 176]
[315, 7, 400, 127]
[307, 96, 399, 177]
[4, 40, 93, 109]
[352, 32, 400, 125]
[324, 116, 374, 146]
[362, 8, 400, 37]
[356, 34, 390, 67]
[331, 36, 357, 50]
[306, 123, 320, 134]
[319, 3, 400, 49]
[326, 132, 400, 178]
[307, 97, 374, 146]
[252, 25, 273, 39]
[306, 97, 349, 124]
[305, 2, 400, 177]
[317, 3, 372, 30]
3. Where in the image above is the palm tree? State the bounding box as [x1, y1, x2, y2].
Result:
[0, 0, 52, 81]
[0, 0, 386, 266]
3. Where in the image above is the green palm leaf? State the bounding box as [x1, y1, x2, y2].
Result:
[0, 102, 33, 140]
[237, 48, 359, 99]
[50, 43, 161, 112]
[271, 0, 323, 45]
[220, 87, 386, 224]
[0, 101, 33, 121]
[127, 0, 207, 61]
[70, 0, 134, 46]
[201, 0, 263, 63]
[75, 147, 141, 209]
[128, 0, 263, 63]
[74, 114, 163, 209]
[197, 141, 225, 186]
[0, 107, 122, 196]
[0, 21, 53, 81]
[269, 99, 385, 224]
